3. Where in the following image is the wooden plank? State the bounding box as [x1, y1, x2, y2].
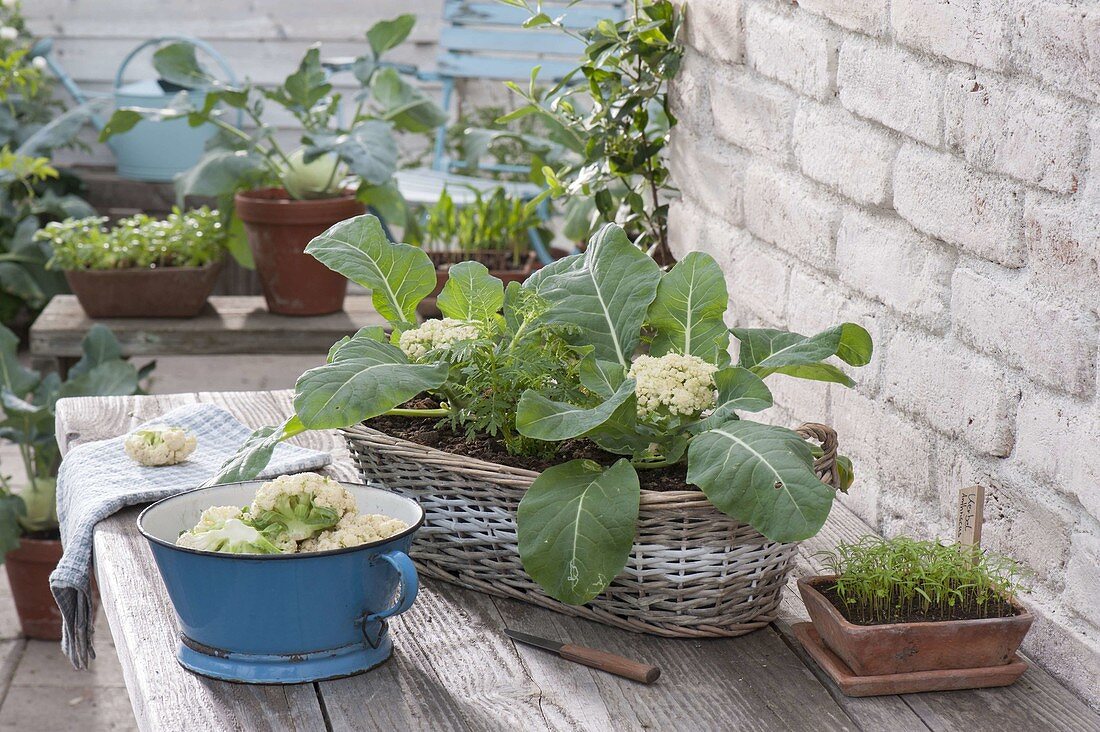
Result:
[439, 27, 585, 56]
[437, 52, 578, 81]
[31, 295, 386, 359]
[444, 2, 625, 30]
[785, 498, 1100, 732]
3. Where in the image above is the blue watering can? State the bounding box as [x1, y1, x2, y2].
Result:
[30, 36, 238, 183]
[138, 480, 424, 684]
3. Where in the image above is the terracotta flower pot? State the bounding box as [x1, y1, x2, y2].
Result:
[5, 538, 63, 640]
[235, 188, 365, 316]
[417, 248, 570, 318]
[798, 576, 1033, 676]
[64, 260, 224, 318]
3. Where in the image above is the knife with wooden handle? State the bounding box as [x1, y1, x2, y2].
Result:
[504, 628, 661, 684]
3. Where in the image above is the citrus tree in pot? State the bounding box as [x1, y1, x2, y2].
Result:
[37, 207, 227, 318]
[209, 215, 873, 636]
[100, 15, 444, 316]
[0, 324, 152, 639]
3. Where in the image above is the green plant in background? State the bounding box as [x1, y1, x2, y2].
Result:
[0, 323, 154, 557]
[100, 15, 446, 266]
[501, 0, 683, 264]
[208, 217, 872, 608]
[443, 105, 568, 184]
[816, 536, 1026, 624]
[39, 207, 227, 271]
[0, 1, 63, 148]
[410, 186, 549, 268]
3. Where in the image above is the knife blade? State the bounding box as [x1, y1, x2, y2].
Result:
[504, 628, 661, 684]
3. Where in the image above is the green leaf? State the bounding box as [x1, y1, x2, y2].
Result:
[358, 181, 408, 227]
[517, 458, 640, 605]
[59, 361, 139, 399]
[516, 378, 635, 441]
[0, 324, 38, 397]
[17, 101, 100, 157]
[207, 415, 307, 486]
[174, 150, 266, 202]
[731, 323, 873, 387]
[313, 120, 398, 186]
[293, 338, 448, 429]
[689, 367, 772, 433]
[687, 420, 835, 542]
[304, 214, 435, 328]
[328, 326, 386, 362]
[648, 251, 730, 362]
[282, 46, 331, 110]
[370, 68, 447, 133]
[0, 262, 44, 308]
[366, 15, 417, 57]
[578, 354, 626, 399]
[98, 110, 143, 142]
[153, 43, 219, 89]
[437, 261, 504, 323]
[68, 324, 122, 379]
[0, 492, 25, 557]
[533, 223, 661, 367]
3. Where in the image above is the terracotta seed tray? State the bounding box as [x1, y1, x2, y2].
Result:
[792, 623, 1028, 697]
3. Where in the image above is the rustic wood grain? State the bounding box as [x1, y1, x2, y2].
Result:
[55, 392, 1100, 732]
[31, 295, 386, 359]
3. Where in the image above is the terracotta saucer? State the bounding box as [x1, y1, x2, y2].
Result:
[792, 623, 1029, 697]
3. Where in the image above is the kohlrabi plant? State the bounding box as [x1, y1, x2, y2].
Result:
[99, 15, 445, 265]
[210, 219, 872, 609]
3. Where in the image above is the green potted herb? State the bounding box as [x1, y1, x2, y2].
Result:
[209, 215, 872, 637]
[37, 207, 227, 318]
[410, 185, 560, 316]
[799, 537, 1033, 676]
[0, 323, 153, 639]
[100, 15, 444, 316]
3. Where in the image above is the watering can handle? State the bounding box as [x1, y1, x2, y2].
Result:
[365, 550, 419, 625]
[114, 35, 238, 91]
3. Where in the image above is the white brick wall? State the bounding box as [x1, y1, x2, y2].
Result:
[674, 0, 1100, 704]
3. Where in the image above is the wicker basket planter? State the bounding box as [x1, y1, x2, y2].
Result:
[342, 422, 840, 638]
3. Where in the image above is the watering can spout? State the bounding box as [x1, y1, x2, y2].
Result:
[29, 38, 53, 58]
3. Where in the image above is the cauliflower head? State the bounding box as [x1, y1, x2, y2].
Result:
[398, 318, 479, 361]
[299, 512, 409, 553]
[176, 512, 283, 555]
[248, 472, 356, 542]
[628, 353, 718, 424]
[125, 424, 198, 466]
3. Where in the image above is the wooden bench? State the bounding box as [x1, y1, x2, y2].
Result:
[31, 295, 387, 377]
[55, 390, 1100, 731]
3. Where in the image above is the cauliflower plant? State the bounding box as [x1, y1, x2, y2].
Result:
[298, 512, 409, 553]
[398, 318, 479, 361]
[248, 472, 356, 541]
[176, 506, 283, 555]
[125, 424, 198, 466]
[628, 353, 718, 424]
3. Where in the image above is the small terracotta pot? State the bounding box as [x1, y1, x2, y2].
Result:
[65, 260, 224, 318]
[235, 188, 364, 316]
[798, 576, 1033, 676]
[417, 247, 569, 318]
[5, 538, 63, 640]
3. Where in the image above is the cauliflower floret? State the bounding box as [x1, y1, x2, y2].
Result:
[628, 353, 718, 423]
[248, 472, 356, 541]
[193, 505, 243, 530]
[398, 318, 479, 361]
[298, 512, 409, 553]
[176, 517, 283, 554]
[125, 424, 198, 466]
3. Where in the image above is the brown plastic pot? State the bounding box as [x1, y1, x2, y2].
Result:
[235, 188, 364, 316]
[65, 260, 224, 318]
[5, 538, 63, 640]
[798, 576, 1033, 676]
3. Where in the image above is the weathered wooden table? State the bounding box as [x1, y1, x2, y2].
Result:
[31, 295, 387, 376]
[55, 391, 1100, 731]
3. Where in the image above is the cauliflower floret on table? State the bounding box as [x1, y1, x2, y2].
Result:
[628, 353, 718, 424]
[299, 512, 409, 553]
[125, 424, 198, 466]
[248, 472, 357, 542]
[398, 318, 479, 361]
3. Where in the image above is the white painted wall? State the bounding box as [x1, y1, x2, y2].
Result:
[672, 0, 1100, 705]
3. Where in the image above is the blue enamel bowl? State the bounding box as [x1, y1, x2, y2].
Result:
[138, 480, 424, 684]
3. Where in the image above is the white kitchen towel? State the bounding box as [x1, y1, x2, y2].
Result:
[49, 402, 331, 669]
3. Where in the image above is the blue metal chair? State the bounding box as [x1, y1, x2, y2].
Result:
[385, 1, 626, 261]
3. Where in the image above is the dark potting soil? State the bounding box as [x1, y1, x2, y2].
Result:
[817, 582, 1020, 625]
[23, 529, 60, 541]
[367, 399, 693, 492]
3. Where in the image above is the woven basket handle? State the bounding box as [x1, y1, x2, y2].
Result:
[797, 422, 840, 490]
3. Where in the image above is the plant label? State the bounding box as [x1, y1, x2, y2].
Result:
[955, 485, 985, 548]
